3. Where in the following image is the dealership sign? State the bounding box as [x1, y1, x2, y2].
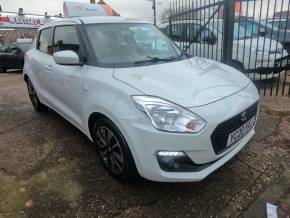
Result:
[63, 1, 116, 17]
[0, 13, 55, 28]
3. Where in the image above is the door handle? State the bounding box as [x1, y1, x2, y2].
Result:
[45, 65, 53, 71]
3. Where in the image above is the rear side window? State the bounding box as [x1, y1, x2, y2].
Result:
[37, 28, 51, 54]
[52, 25, 80, 54]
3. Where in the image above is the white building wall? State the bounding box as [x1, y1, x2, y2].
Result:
[241, 0, 289, 19]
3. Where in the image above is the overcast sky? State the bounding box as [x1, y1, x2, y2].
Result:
[1, 0, 170, 23]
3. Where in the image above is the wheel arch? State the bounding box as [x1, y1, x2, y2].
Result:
[88, 112, 110, 141]
[87, 110, 141, 176]
[86, 108, 142, 171]
[87, 109, 131, 144]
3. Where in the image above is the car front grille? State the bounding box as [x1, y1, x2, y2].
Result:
[210, 102, 259, 155]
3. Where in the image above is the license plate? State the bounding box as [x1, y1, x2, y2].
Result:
[226, 116, 256, 147]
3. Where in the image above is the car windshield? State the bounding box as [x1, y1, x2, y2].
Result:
[272, 20, 290, 30]
[86, 23, 184, 67]
[234, 22, 259, 39]
[17, 43, 32, 52]
[213, 20, 259, 40]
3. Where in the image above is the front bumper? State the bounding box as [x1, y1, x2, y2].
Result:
[121, 83, 260, 182]
[156, 130, 255, 182]
[246, 54, 290, 80]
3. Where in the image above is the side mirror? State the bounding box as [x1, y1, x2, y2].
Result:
[53, 50, 80, 65]
[202, 34, 217, 45]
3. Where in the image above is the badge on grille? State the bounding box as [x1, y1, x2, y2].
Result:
[241, 111, 247, 122]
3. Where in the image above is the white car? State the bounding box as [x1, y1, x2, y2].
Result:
[24, 17, 260, 182]
[160, 19, 288, 80]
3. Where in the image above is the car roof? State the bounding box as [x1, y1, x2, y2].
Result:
[159, 17, 257, 28]
[80, 16, 149, 24]
[159, 19, 208, 27]
[39, 16, 149, 30]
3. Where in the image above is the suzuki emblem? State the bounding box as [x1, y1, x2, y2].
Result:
[241, 111, 247, 122]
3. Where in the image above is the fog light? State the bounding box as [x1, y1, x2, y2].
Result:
[157, 151, 185, 157]
[156, 151, 194, 172]
[156, 150, 213, 172]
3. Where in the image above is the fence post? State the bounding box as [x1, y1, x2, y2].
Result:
[169, 4, 173, 37]
[222, 0, 235, 65]
[169, 17, 173, 36]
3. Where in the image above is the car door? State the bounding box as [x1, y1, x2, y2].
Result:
[31, 27, 55, 104]
[1, 44, 15, 70]
[0, 45, 10, 70]
[49, 24, 86, 128]
[5, 45, 15, 69]
[10, 46, 24, 69]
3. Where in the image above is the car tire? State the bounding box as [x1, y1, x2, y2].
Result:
[26, 78, 48, 112]
[92, 118, 139, 181]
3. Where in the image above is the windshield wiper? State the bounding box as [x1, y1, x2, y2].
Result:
[134, 54, 185, 66]
[134, 56, 177, 65]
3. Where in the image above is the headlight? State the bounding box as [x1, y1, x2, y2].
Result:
[132, 96, 206, 133]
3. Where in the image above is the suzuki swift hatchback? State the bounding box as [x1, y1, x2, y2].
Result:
[24, 17, 260, 182]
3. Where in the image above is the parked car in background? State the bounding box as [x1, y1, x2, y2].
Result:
[222, 16, 290, 54]
[260, 18, 290, 53]
[0, 40, 33, 73]
[160, 18, 288, 80]
[24, 17, 260, 182]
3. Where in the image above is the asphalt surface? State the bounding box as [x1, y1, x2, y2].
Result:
[0, 71, 289, 218]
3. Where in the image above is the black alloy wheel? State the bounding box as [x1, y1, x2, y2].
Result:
[93, 118, 138, 180]
[96, 127, 125, 174]
[26, 78, 48, 112]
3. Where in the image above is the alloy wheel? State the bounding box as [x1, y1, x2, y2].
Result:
[96, 127, 125, 175]
[27, 80, 38, 107]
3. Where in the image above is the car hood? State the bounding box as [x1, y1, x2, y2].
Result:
[114, 57, 250, 107]
[235, 37, 283, 52]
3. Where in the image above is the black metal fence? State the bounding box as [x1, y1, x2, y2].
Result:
[161, 0, 290, 96]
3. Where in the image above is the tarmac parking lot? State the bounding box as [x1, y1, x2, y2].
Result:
[0, 71, 290, 218]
